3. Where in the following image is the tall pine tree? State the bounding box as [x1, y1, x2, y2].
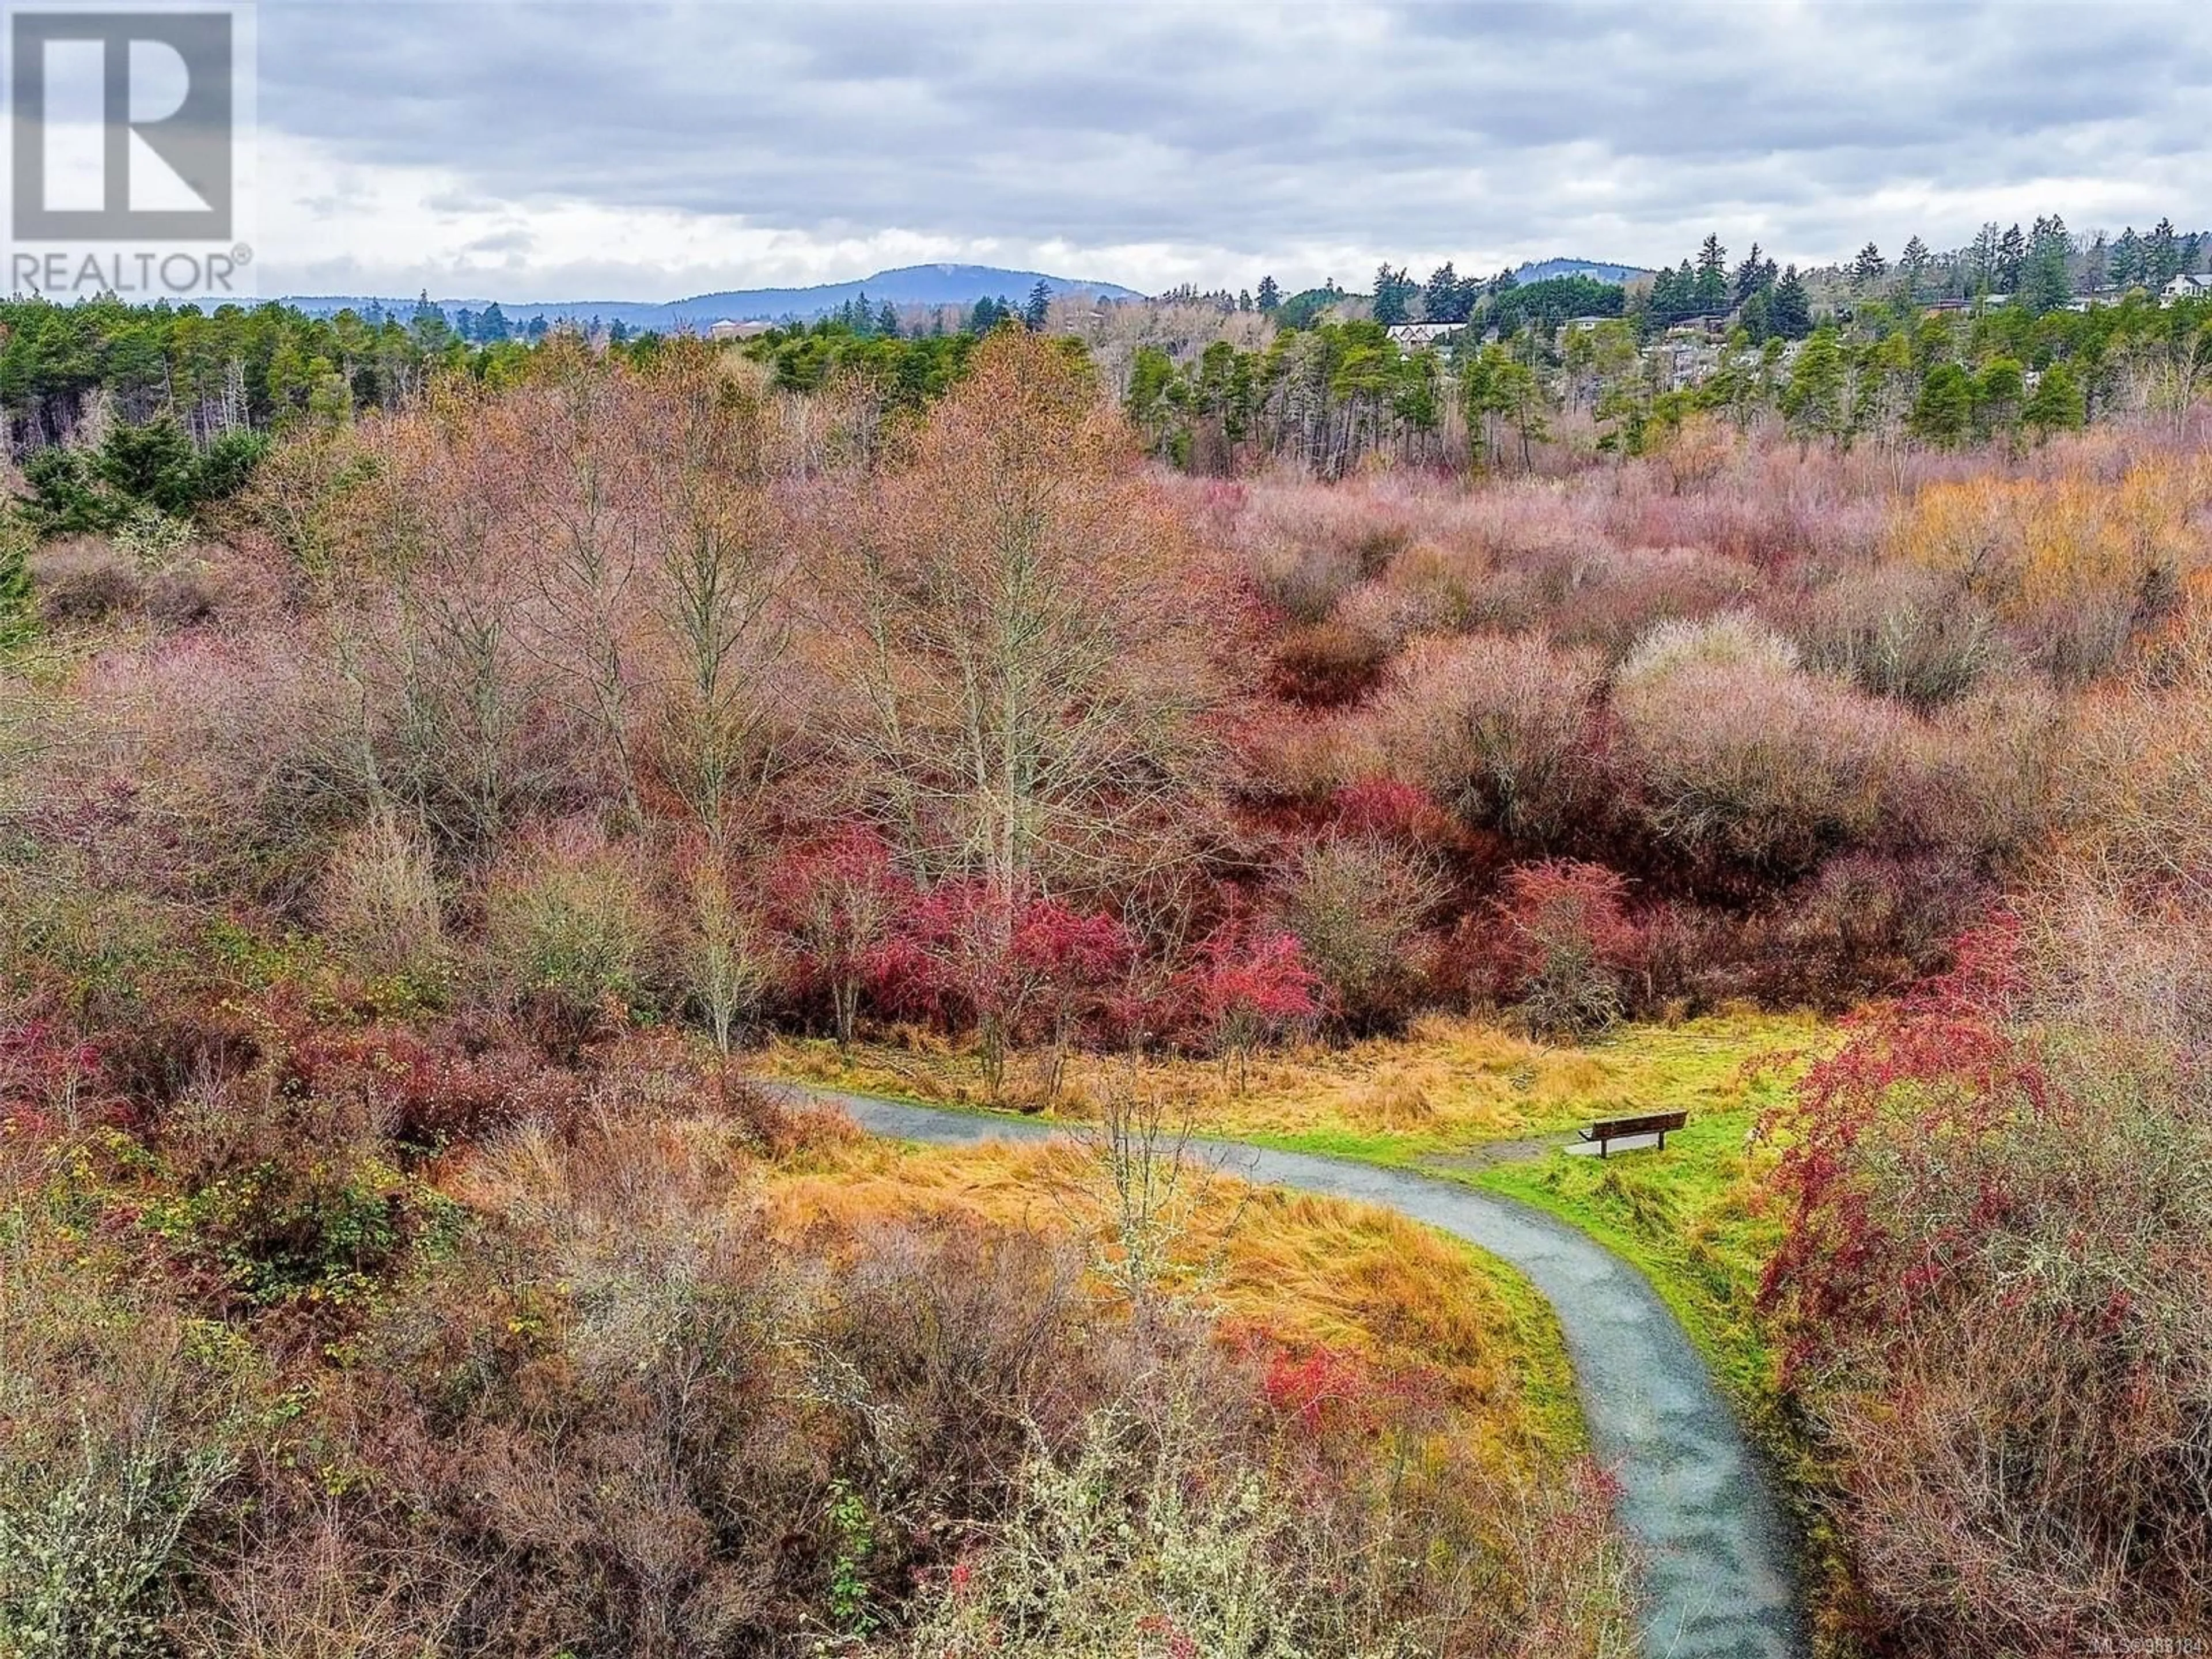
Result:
[1694, 234, 1729, 312]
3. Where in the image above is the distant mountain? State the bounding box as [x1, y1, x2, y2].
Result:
[1511, 257, 1650, 285]
[666, 264, 1142, 323]
[283, 264, 1143, 331]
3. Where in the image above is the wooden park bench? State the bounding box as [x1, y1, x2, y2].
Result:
[1577, 1109, 1688, 1157]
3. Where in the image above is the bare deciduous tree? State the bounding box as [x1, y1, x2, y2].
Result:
[821, 330, 1226, 914]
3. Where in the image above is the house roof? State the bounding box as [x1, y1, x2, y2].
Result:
[1384, 320, 1460, 343]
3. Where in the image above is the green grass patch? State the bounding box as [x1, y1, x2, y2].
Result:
[1462, 1105, 1787, 1433]
[1461, 1238, 1590, 1455]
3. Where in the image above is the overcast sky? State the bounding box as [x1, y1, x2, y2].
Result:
[252, 0, 2212, 302]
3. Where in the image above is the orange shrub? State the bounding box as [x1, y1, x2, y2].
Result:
[1895, 457, 2212, 683]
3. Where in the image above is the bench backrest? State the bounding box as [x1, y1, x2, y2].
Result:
[1589, 1110, 1688, 1137]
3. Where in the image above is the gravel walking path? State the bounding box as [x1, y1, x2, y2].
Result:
[774, 1084, 1807, 1659]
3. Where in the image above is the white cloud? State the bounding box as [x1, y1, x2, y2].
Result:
[249, 0, 2212, 301]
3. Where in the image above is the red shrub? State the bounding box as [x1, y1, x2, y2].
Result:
[1327, 777, 1450, 845]
[870, 882, 1132, 1100]
[1484, 861, 1643, 1035]
[766, 825, 913, 1046]
[1757, 915, 2035, 1353]
[0, 1011, 119, 1135]
[1180, 919, 1321, 1083]
[1270, 617, 1392, 707]
[1261, 1344, 1376, 1432]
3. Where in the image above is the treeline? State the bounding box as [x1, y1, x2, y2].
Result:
[1124, 281, 2212, 474]
[0, 300, 1018, 541]
[737, 321, 981, 409]
[0, 296, 1084, 518]
[1126, 320, 1449, 476]
[0, 295, 441, 452]
[1626, 289, 2212, 456]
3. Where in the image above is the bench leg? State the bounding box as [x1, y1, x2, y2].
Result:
[1658, 1131, 1666, 1151]
[1599, 1137, 1608, 1159]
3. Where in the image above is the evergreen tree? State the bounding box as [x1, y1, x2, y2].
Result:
[1782, 324, 1849, 444]
[478, 301, 512, 343]
[1896, 236, 1931, 303]
[1738, 287, 1772, 344]
[453, 307, 478, 343]
[1851, 242, 1889, 289]
[2149, 217, 2182, 285]
[2024, 361, 2086, 434]
[1422, 262, 1478, 323]
[877, 301, 900, 338]
[1423, 262, 1457, 321]
[1997, 224, 2026, 291]
[1770, 266, 1813, 338]
[1371, 264, 1416, 325]
[2112, 227, 2143, 287]
[969, 296, 1001, 332]
[2020, 218, 2073, 316]
[1967, 222, 2003, 293]
[1024, 279, 1052, 331]
[1256, 275, 1280, 313]
[1695, 234, 1729, 312]
[1732, 243, 1775, 307]
[1908, 362, 1973, 446]
[1237, 289, 1252, 313]
[1976, 358, 2025, 436]
[408, 290, 451, 351]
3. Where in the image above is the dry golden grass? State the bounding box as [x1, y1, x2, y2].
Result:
[763, 1009, 1819, 1154]
[759, 1132, 1585, 1463]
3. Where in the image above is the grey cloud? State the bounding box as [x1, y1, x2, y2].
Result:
[253, 0, 2212, 289]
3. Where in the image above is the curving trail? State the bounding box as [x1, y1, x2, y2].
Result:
[773, 1082, 1807, 1659]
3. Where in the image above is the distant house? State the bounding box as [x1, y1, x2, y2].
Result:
[1384, 321, 1461, 349]
[2164, 272, 2212, 301]
[707, 319, 771, 340]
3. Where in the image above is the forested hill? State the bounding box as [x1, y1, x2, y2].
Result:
[285, 263, 1143, 331]
[1513, 257, 1650, 283]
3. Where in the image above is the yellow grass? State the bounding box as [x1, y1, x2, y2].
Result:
[759, 1133, 1586, 1463]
